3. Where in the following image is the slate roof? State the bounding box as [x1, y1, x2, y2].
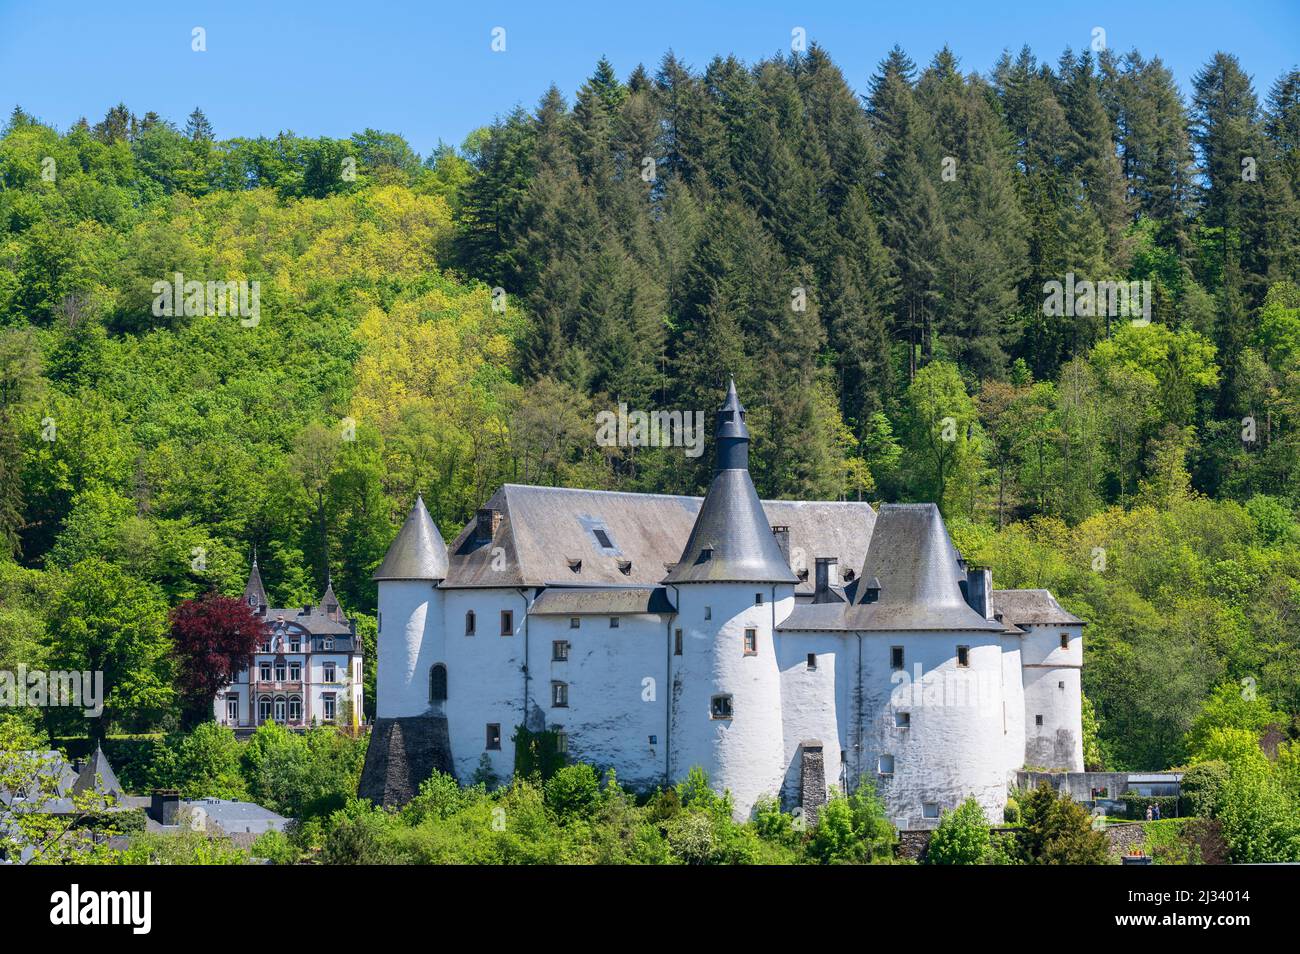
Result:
[990, 589, 1085, 626]
[781, 504, 1005, 633]
[373, 494, 449, 581]
[530, 586, 676, 616]
[72, 744, 124, 800]
[439, 485, 874, 593]
[664, 469, 800, 584]
[244, 555, 269, 611]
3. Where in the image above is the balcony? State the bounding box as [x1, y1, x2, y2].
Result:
[252, 680, 304, 693]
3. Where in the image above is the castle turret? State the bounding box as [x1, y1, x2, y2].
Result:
[243, 551, 268, 615]
[372, 495, 448, 719]
[665, 379, 793, 818]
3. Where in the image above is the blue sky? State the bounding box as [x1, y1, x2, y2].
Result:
[2, 0, 1296, 157]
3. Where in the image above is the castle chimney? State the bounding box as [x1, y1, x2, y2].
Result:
[771, 526, 790, 566]
[965, 565, 993, 619]
[151, 789, 181, 826]
[475, 508, 501, 543]
[812, 557, 845, 604]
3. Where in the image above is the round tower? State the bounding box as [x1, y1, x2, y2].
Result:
[665, 380, 797, 819]
[1013, 591, 1085, 771]
[372, 495, 449, 719]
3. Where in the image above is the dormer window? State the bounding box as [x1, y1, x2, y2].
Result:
[699, 546, 713, 561]
[843, 568, 856, 582]
[567, 558, 582, 573]
[616, 559, 632, 576]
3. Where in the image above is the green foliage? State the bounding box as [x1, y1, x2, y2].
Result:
[807, 781, 897, 864]
[927, 797, 991, 864]
[1180, 760, 1230, 817]
[1015, 784, 1110, 864]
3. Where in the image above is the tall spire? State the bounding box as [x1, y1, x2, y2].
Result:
[663, 379, 796, 584]
[373, 495, 449, 582]
[244, 550, 268, 614]
[715, 377, 749, 473]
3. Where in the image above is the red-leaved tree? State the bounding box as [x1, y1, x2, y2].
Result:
[169, 592, 265, 727]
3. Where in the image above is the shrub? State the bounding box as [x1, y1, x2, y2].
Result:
[1016, 783, 1109, 864]
[544, 763, 602, 820]
[1003, 797, 1020, 825]
[1180, 760, 1229, 816]
[927, 798, 991, 865]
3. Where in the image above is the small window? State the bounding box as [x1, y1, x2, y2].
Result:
[743, 628, 757, 655]
[674, 628, 683, 656]
[878, 754, 895, 775]
[465, 610, 476, 636]
[1060, 633, 1069, 649]
[289, 638, 300, 653]
[648, 734, 658, 745]
[1035, 714, 1044, 726]
[704, 606, 712, 620]
[275, 662, 286, 681]
[500, 610, 513, 636]
[923, 803, 940, 819]
[322, 638, 333, 651]
[377, 611, 382, 633]
[710, 694, 733, 720]
[609, 617, 620, 629]
[1058, 680, 1065, 690]
[570, 617, 580, 629]
[551, 682, 568, 707]
[593, 527, 614, 549]
[895, 711, 910, 728]
[486, 724, 501, 749]
[552, 640, 569, 662]
[289, 662, 301, 681]
[956, 645, 970, 667]
[259, 662, 272, 681]
[430, 664, 447, 701]
[755, 592, 763, 606]
[890, 646, 904, 670]
[807, 653, 817, 670]
[555, 730, 568, 754]
[323, 662, 336, 682]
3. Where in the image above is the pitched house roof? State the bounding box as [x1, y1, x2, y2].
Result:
[990, 589, 1085, 626]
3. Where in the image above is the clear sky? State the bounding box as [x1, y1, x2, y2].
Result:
[2, 0, 1296, 157]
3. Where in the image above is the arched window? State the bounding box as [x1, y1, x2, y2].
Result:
[465, 610, 476, 636]
[288, 696, 302, 723]
[258, 696, 272, 723]
[430, 664, 448, 702]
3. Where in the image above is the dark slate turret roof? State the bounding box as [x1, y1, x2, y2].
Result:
[663, 380, 798, 585]
[373, 495, 449, 581]
[244, 554, 268, 612]
[780, 504, 1004, 632]
[72, 744, 124, 800]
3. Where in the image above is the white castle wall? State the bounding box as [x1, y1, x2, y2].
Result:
[776, 631, 851, 803]
[375, 574, 1081, 827]
[437, 588, 528, 782]
[526, 612, 668, 790]
[1021, 623, 1084, 771]
[375, 580, 436, 719]
[864, 631, 1010, 828]
[669, 583, 792, 819]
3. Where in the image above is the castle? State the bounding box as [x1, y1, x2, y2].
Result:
[360, 381, 1084, 827]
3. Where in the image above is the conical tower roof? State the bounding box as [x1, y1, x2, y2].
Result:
[243, 551, 268, 612]
[72, 743, 123, 800]
[320, 573, 342, 619]
[663, 380, 797, 585]
[373, 495, 449, 581]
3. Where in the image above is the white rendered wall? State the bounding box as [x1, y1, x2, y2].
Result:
[775, 631, 850, 805]
[1000, 635, 1026, 781]
[669, 583, 792, 820]
[1021, 624, 1084, 770]
[863, 631, 1009, 828]
[436, 588, 529, 783]
[375, 580, 437, 719]
[527, 612, 669, 790]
